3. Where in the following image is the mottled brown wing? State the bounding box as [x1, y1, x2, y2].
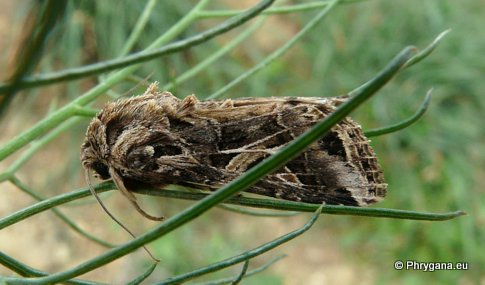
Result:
[120, 98, 385, 206]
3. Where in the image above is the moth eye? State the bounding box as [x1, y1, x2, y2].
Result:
[154, 145, 183, 156]
[91, 161, 110, 180]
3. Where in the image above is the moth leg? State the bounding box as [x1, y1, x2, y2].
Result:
[109, 168, 165, 221]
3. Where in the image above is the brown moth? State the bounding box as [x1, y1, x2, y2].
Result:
[81, 83, 386, 219]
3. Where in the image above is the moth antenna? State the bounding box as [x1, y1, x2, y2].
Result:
[144, 80, 159, 95]
[109, 167, 165, 221]
[117, 72, 155, 99]
[85, 169, 160, 262]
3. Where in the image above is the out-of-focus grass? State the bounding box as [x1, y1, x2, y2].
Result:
[0, 0, 482, 284]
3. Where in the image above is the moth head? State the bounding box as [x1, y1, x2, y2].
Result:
[81, 117, 111, 180]
[80, 91, 179, 180]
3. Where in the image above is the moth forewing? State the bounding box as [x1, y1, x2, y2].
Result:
[81, 84, 387, 219]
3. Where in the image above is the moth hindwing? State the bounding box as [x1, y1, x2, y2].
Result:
[81, 84, 387, 215]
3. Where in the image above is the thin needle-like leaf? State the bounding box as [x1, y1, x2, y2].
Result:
[206, 0, 340, 99]
[126, 262, 158, 285]
[156, 205, 324, 285]
[0, 252, 98, 285]
[0, 0, 275, 94]
[133, 188, 465, 221]
[190, 255, 286, 285]
[365, 89, 432, 137]
[9, 176, 115, 248]
[230, 260, 249, 285]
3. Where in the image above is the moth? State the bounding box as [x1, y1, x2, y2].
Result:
[81, 83, 387, 220]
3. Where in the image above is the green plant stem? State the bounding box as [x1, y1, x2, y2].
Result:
[0, 105, 78, 161]
[98, 0, 158, 84]
[155, 206, 323, 285]
[217, 204, 299, 217]
[126, 262, 158, 285]
[8, 176, 115, 248]
[118, 0, 158, 58]
[348, 30, 449, 97]
[190, 255, 286, 285]
[206, 0, 339, 100]
[0, 252, 97, 285]
[0, 0, 275, 162]
[162, 16, 266, 91]
[365, 89, 432, 137]
[72, 106, 99, 117]
[3, 45, 424, 284]
[0, 182, 464, 234]
[0, 117, 82, 182]
[197, 0, 363, 18]
[404, 29, 451, 68]
[230, 260, 249, 285]
[0, 0, 273, 94]
[133, 188, 465, 221]
[0, 182, 113, 230]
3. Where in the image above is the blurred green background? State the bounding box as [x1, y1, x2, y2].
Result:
[0, 0, 483, 284]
